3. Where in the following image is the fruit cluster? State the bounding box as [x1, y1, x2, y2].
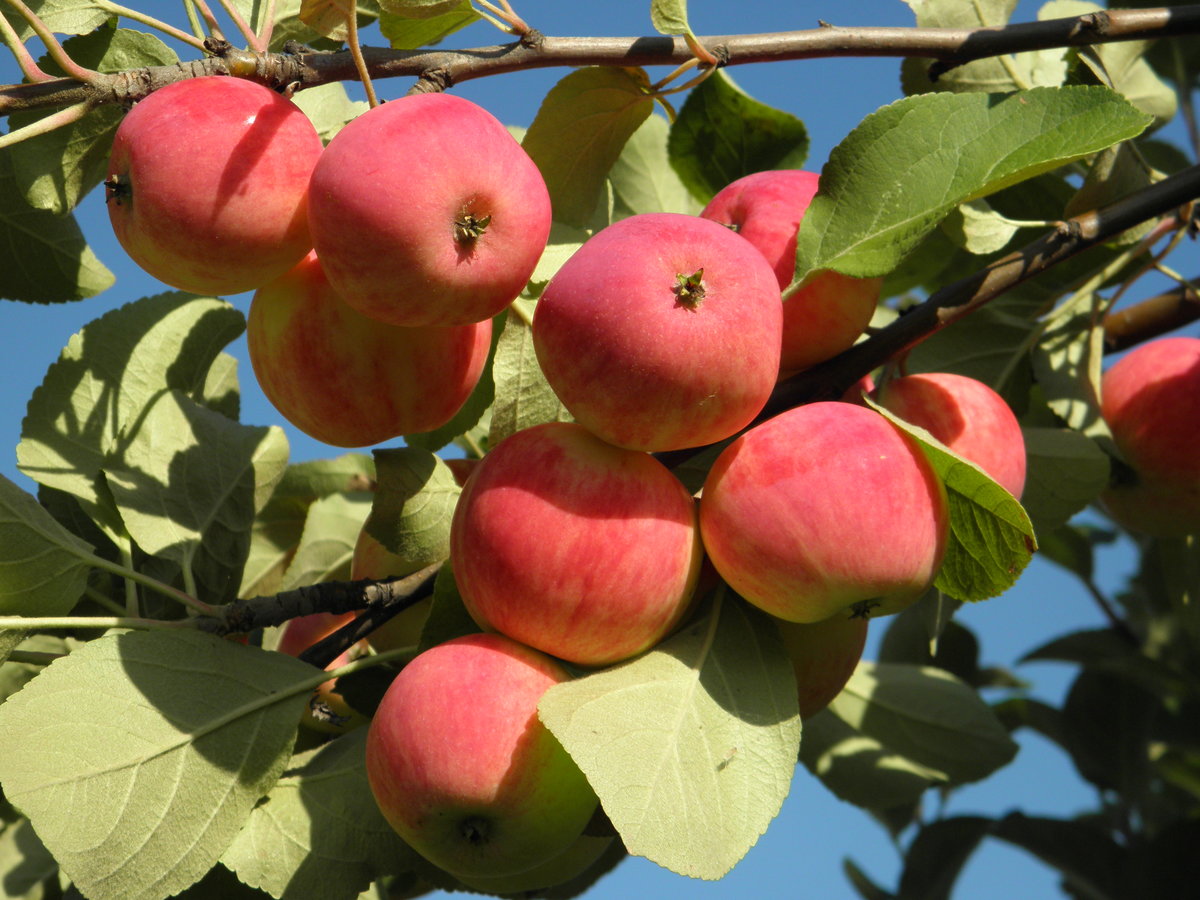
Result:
[106, 74, 1200, 894]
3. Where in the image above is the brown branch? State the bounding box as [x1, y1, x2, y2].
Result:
[1103, 277, 1200, 352]
[3, 6, 1200, 115]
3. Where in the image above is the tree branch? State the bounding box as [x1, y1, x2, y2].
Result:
[2, 6, 1199, 116]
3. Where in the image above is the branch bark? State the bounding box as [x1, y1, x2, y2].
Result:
[2, 6, 1199, 115]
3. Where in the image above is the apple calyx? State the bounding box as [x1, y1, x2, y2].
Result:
[103, 174, 129, 204]
[850, 599, 883, 619]
[454, 212, 492, 243]
[673, 268, 707, 309]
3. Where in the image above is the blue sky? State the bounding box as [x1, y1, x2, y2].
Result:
[3, 2, 1198, 898]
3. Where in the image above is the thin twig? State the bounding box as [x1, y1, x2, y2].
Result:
[0, 9, 51, 82]
[5, 0, 99, 83]
[217, 0, 266, 52]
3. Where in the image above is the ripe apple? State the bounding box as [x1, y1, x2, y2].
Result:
[307, 92, 551, 327]
[1099, 335, 1200, 537]
[775, 615, 868, 719]
[247, 252, 492, 447]
[454, 833, 615, 895]
[532, 213, 783, 451]
[450, 422, 703, 666]
[105, 76, 323, 296]
[365, 633, 598, 880]
[276, 611, 367, 734]
[699, 170, 882, 373]
[874, 371, 1026, 499]
[699, 402, 949, 623]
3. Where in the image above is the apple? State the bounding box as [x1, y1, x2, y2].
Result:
[775, 615, 868, 719]
[532, 213, 783, 452]
[350, 527, 433, 653]
[455, 832, 615, 895]
[276, 611, 367, 734]
[247, 252, 492, 447]
[699, 170, 881, 373]
[365, 633, 598, 880]
[874, 371, 1026, 499]
[105, 76, 323, 296]
[1099, 335, 1200, 537]
[699, 401, 949, 623]
[450, 421, 703, 666]
[307, 92, 551, 327]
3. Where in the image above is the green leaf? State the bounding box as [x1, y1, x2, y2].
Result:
[8, 25, 179, 214]
[870, 402, 1037, 603]
[650, 0, 690, 35]
[0, 473, 95, 617]
[799, 708, 943, 810]
[290, 81, 370, 144]
[10, 0, 109, 41]
[938, 199, 1025, 255]
[1020, 427, 1111, 533]
[240, 455, 375, 599]
[0, 630, 313, 900]
[538, 594, 801, 880]
[522, 67, 655, 228]
[794, 86, 1153, 282]
[1030, 289, 1108, 437]
[897, 817, 993, 900]
[992, 812, 1125, 898]
[222, 729, 419, 900]
[280, 491, 372, 591]
[418, 561, 482, 653]
[0, 817, 57, 899]
[827, 661, 1019, 784]
[365, 448, 460, 571]
[379, 2, 480, 47]
[0, 150, 113, 303]
[667, 70, 809, 203]
[609, 114, 698, 219]
[103, 390, 289, 603]
[488, 308, 572, 446]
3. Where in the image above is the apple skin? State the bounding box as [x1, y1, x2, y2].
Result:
[454, 833, 615, 895]
[106, 76, 323, 296]
[699, 170, 881, 373]
[874, 372, 1027, 499]
[307, 92, 551, 327]
[775, 615, 868, 719]
[365, 633, 598, 880]
[699, 402, 950, 623]
[533, 213, 783, 452]
[450, 422, 703, 667]
[247, 252, 492, 447]
[1099, 336, 1200, 537]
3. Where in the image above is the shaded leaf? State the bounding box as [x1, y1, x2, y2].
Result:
[668, 69, 808, 204]
[1020, 427, 1110, 533]
[0, 631, 313, 900]
[418, 561, 481, 653]
[365, 448, 459, 571]
[992, 812, 1125, 899]
[609, 114, 698, 219]
[897, 817, 993, 900]
[290, 81, 370, 144]
[280, 491, 372, 591]
[538, 594, 800, 880]
[488, 307, 572, 446]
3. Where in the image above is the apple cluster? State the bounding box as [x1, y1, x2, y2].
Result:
[106, 76, 1038, 892]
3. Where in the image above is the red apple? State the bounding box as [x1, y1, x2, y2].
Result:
[365, 633, 598, 880]
[106, 76, 323, 295]
[247, 252, 492, 447]
[874, 371, 1027, 499]
[699, 170, 881, 373]
[532, 213, 783, 452]
[699, 402, 949, 623]
[775, 615, 868, 719]
[455, 833, 615, 895]
[276, 611, 367, 734]
[450, 422, 703, 666]
[307, 92, 551, 327]
[1099, 335, 1200, 536]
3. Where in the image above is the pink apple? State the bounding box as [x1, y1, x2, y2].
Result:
[874, 372, 1026, 499]
[450, 422, 703, 666]
[532, 213, 783, 451]
[1099, 336, 1200, 537]
[365, 633, 598, 879]
[247, 252, 492, 447]
[307, 92, 551, 327]
[106, 76, 323, 295]
[699, 170, 881, 373]
[775, 615, 868, 719]
[699, 402, 949, 623]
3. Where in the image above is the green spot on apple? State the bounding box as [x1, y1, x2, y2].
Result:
[673, 268, 706, 310]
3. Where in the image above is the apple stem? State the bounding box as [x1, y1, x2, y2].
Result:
[673, 268, 707, 310]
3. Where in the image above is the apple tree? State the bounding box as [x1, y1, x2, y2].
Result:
[1, 1, 1199, 898]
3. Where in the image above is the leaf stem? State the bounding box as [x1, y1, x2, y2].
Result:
[345, 0, 379, 107]
[84, 586, 128, 616]
[4, 649, 64, 665]
[5, 0, 100, 82]
[86, 552, 214, 617]
[96, 1, 210, 51]
[0, 99, 89, 150]
[0, 9, 52, 82]
[216, 0, 265, 51]
[0, 616, 183, 630]
[258, 0, 278, 50]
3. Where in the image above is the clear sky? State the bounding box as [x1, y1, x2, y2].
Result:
[2, 2, 1197, 898]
